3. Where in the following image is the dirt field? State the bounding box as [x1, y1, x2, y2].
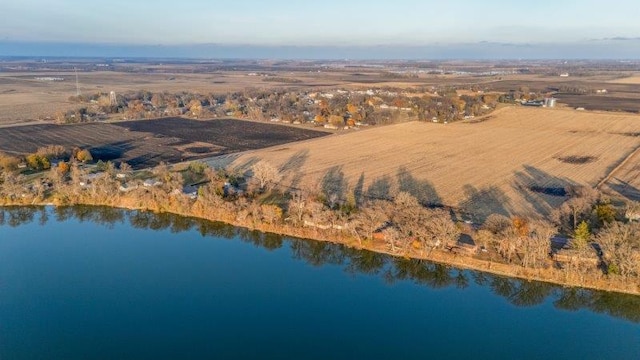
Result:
[0, 118, 329, 169]
[3, 60, 639, 125]
[608, 75, 640, 84]
[0, 70, 343, 124]
[553, 94, 640, 113]
[221, 107, 640, 219]
[601, 147, 640, 201]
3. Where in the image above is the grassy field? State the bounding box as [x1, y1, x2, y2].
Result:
[223, 107, 640, 219]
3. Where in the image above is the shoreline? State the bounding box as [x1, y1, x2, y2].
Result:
[3, 199, 639, 297]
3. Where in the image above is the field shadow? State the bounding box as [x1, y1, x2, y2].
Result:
[354, 173, 365, 206]
[278, 149, 309, 173]
[279, 149, 310, 190]
[396, 167, 442, 206]
[512, 165, 575, 216]
[90, 140, 137, 163]
[458, 184, 511, 223]
[204, 153, 242, 170]
[606, 177, 640, 201]
[127, 153, 166, 170]
[366, 175, 395, 201]
[233, 156, 261, 175]
[321, 166, 348, 208]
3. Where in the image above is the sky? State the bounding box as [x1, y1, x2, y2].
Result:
[1, 0, 640, 58]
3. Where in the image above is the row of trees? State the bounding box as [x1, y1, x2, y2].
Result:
[1, 156, 639, 286]
[0, 146, 93, 173]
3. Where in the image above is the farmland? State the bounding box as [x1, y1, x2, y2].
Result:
[0, 118, 329, 169]
[223, 106, 640, 219]
[5, 58, 640, 126]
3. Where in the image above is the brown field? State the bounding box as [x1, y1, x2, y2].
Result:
[601, 147, 640, 201]
[0, 70, 341, 124]
[3, 60, 639, 125]
[0, 118, 329, 169]
[222, 107, 640, 219]
[608, 75, 640, 84]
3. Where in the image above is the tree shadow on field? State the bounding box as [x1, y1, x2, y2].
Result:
[321, 166, 348, 209]
[90, 140, 137, 163]
[279, 149, 310, 190]
[127, 153, 166, 170]
[396, 167, 442, 206]
[512, 165, 575, 216]
[354, 173, 365, 206]
[278, 149, 309, 173]
[233, 156, 261, 175]
[458, 184, 511, 223]
[605, 177, 640, 202]
[366, 175, 395, 201]
[204, 153, 241, 170]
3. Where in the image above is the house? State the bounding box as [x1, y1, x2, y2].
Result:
[626, 209, 640, 222]
[182, 185, 199, 199]
[553, 248, 599, 265]
[118, 183, 137, 192]
[79, 172, 106, 188]
[523, 100, 545, 107]
[143, 179, 163, 187]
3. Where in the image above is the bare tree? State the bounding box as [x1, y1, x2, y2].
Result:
[118, 162, 133, 177]
[525, 220, 556, 268]
[287, 190, 307, 226]
[260, 204, 283, 225]
[354, 200, 388, 242]
[482, 214, 513, 237]
[597, 221, 640, 279]
[552, 186, 600, 233]
[251, 160, 281, 192]
[383, 227, 400, 254]
[425, 210, 461, 253]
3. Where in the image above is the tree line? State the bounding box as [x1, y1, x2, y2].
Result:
[59, 86, 498, 126]
[1, 152, 639, 293]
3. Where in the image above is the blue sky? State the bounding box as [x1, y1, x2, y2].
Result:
[1, 0, 640, 58]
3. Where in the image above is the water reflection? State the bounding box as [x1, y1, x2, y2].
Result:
[2, 205, 640, 323]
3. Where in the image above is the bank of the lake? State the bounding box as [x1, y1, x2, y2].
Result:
[1, 206, 639, 360]
[2, 197, 639, 297]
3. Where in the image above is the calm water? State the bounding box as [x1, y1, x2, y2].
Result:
[0, 206, 639, 359]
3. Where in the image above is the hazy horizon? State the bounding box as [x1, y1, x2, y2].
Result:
[3, 39, 640, 60]
[2, 0, 640, 59]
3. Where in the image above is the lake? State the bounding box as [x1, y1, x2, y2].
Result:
[1, 206, 639, 359]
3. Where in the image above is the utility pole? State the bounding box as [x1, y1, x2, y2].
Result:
[74, 67, 80, 96]
[109, 91, 117, 106]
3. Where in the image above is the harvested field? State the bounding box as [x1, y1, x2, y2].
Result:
[0, 70, 342, 124]
[601, 147, 640, 201]
[0, 118, 329, 169]
[554, 94, 640, 113]
[222, 107, 640, 219]
[609, 75, 640, 84]
[114, 118, 327, 150]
